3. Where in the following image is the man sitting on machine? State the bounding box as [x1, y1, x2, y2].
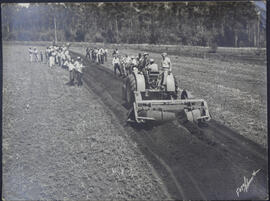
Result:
[145, 58, 160, 89]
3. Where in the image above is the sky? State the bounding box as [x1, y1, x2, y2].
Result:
[17, 3, 30, 8]
[253, 0, 266, 10]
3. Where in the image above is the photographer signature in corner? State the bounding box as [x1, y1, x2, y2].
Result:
[236, 169, 261, 197]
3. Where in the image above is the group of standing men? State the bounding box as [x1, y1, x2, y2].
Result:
[47, 44, 85, 86]
[28, 43, 85, 87]
[112, 49, 172, 87]
[85, 47, 108, 65]
[28, 47, 45, 63]
[112, 52, 139, 77]
[46, 45, 70, 68]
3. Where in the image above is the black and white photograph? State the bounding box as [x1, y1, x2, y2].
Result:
[2, 1, 268, 200]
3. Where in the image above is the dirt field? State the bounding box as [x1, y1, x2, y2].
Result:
[2, 43, 268, 200]
[73, 46, 267, 148]
[2, 44, 170, 200]
[70, 46, 268, 199]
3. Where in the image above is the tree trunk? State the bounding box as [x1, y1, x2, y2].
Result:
[54, 16, 57, 43]
[115, 18, 119, 43]
[234, 32, 238, 47]
[253, 24, 256, 47]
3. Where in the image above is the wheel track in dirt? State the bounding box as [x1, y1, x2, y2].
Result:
[71, 51, 268, 200]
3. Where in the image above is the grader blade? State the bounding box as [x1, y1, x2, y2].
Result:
[132, 91, 211, 124]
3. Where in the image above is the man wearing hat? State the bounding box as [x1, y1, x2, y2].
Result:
[160, 52, 172, 86]
[140, 52, 150, 70]
[98, 48, 105, 64]
[147, 58, 159, 72]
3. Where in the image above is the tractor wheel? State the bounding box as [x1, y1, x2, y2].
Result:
[125, 74, 136, 108]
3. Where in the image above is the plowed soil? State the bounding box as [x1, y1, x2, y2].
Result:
[71, 47, 268, 200]
[72, 46, 267, 148]
[2, 43, 268, 200]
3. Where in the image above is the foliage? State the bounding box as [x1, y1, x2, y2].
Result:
[1, 2, 266, 47]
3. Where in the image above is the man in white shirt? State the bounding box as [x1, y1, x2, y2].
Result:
[160, 52, 172, 86]
[33, 48, 39, 62]
[131, 56, 137, 66]
[124, 54, 132, 76]
[68, 59, 75, 85]
[49, 48, 56, 68]
[125, 54, 131, 64]
[62, 56, 69, 70]
[28, 47, 33, 62]
[74, 57, 85, 86]
[147, 58, 159, 72]
[98, 48, 105, 64]
[93, 48, 99, 64]
[112, 55, 122, 76]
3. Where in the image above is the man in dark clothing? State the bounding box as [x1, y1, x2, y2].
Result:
[140, 53, 150, 88]
[85, 47, 90, 59]
[40, 50, 43, 63]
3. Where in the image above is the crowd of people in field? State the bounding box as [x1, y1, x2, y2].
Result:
[28, 43, 172, 89]
[28, 43, 85, 86]
[28, 47, 46, 63]
[85, 47, 108, 64]
[84, 45, 172, 89]
[111, 49, 172, 89]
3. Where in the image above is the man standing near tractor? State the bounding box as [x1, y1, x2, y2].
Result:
[140, 52, 150, 87]
[160, 52, 172, 87]
[112, 55, 122, 77]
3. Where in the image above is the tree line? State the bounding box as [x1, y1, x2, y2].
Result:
[1, 2, 266, 47]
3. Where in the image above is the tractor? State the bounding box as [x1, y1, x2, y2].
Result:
[122, 64, 211, 124]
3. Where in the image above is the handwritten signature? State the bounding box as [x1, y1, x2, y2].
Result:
[236, 169, 261, 197]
